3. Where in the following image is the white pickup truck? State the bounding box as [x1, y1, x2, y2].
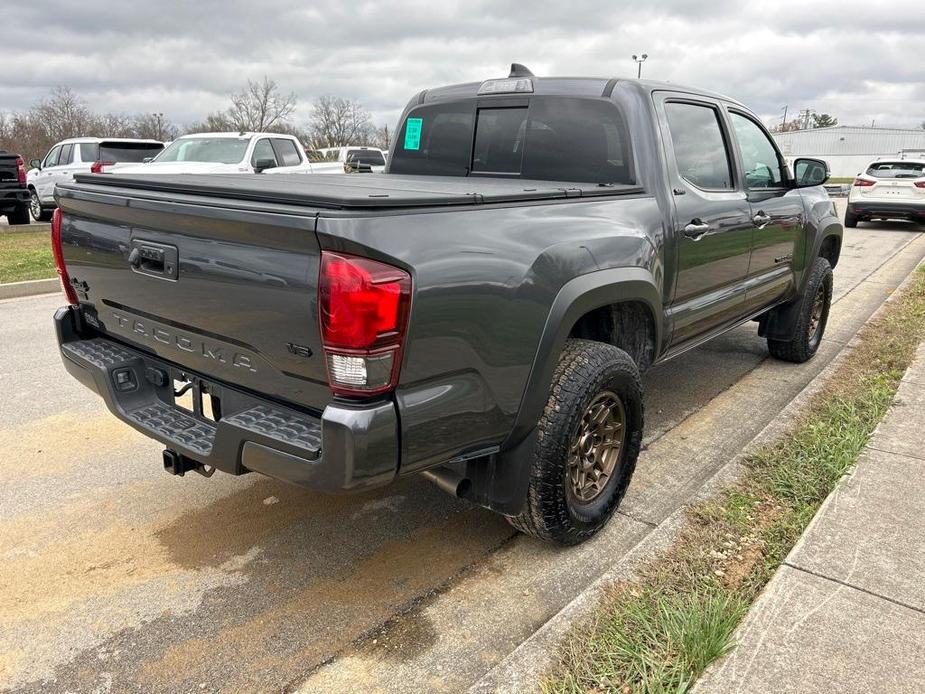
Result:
[117, 132, 343, 176]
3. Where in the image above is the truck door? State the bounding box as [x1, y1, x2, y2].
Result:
[36, 145, 61, 202]
[657, 96, 755, 345]
[727, 110, 804, 314]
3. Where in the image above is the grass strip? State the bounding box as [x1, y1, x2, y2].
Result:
[0, 229, 55, 283]
[543, 266, 925, 694]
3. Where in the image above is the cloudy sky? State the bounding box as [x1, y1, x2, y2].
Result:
[3, 0, 924, 132]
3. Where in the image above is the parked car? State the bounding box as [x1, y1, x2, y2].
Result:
[846, 158, 925, 227]
[117, 132, 342, 175]
[26, 138, 164, 221]
[51, 65, 841, 545]
[0, 150, 31, 225]
[317, 146, 388, 172]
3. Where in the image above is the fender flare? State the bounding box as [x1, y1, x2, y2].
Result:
[760, 221, 842, 341]
[462, 268, 663, 516]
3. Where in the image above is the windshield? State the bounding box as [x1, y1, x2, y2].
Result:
[865, 161, 925, 179]
[154, 137, 249, 164]
[389, 96, 635, 185]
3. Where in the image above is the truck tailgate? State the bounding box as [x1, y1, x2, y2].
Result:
[55, 180, 331, 412]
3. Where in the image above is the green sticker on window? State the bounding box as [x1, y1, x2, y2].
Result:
[404, 118, 423, 150]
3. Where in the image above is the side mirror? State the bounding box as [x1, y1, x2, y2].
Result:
[253, 158, 276, 173]
[29, 159, 41, 170]
[793, 157, 829, 188]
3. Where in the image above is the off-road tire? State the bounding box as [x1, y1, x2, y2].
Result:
[507, 339, 643, 545]
[7, 204, 30, 225]
[767, 256, 833, 363]
[844, 210, 858, 228]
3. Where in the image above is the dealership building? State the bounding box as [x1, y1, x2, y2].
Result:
[772, 126, 925, 178]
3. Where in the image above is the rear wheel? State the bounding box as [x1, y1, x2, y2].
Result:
[507, 339, 643, 545]
[7, 204, 30, 225]
[767, 256, 832, 363]
[844, 209, 858, 228]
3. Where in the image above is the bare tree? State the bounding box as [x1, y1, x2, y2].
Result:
[369, 123, 392, 151]
[308, 96, 373, 148]
[34, 87, 96, 142]
[132, 112, 179, 140]
[225, 76, 297, 132]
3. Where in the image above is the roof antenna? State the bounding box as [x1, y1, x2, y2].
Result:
[509, 63, 534, 78]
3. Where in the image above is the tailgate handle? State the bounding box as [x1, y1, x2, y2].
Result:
[129, 240, 178, 280]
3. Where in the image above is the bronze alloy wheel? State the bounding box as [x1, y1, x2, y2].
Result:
[568, 390, 627, 503]
[808, 282, 826, 343]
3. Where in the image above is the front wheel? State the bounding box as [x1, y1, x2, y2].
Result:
[767, 257, 833, 363]
[507, 339, 643, 545]
[29, 190, 52, 222]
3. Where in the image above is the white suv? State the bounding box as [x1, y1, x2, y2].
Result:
[846, 158, 925, 228]
[118, 132, 342, 176]
[27, 137, 164, 220]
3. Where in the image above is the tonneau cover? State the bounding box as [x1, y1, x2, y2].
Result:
[70, 172, 642, 209]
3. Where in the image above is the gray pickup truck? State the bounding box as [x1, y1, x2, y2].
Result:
[52, 66, 841, 544]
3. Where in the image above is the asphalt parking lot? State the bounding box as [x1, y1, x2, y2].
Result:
[1, 202, 923, 693]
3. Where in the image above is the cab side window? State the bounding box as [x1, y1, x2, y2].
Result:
[44, 146, 62, 168]
[59, 144, 74, 165]
[251, 139, 278, 168]
[664, 102, 733, 191]
[730, 112, 786, 189]
[271, 138, 302, 167]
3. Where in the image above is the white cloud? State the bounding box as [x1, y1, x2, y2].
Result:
[1, 0, 922, 131]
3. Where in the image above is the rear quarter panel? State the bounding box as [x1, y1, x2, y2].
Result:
[316, 195, 664, 473]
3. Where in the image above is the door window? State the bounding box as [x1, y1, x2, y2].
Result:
[44, 146, 62, 168]
[271, 138, 302, 166]
[664, 102, 733, 190]
[730, 112, 786, 189]
[251, 139, 278, 167]
[59, 144, 74, 165]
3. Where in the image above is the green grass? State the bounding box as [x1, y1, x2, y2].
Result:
[0, 228, 55, 283]
[543, 266, 925, 694]
[827, 177, 854, 184]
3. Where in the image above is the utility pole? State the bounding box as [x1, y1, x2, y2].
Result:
[780, 105, 789, 130]
[631, 53, 648, 78]
[152, 112, 165, 140]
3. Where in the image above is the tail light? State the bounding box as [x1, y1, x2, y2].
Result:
[319, 251, 411, 396]
[90, 160, 115, 174]
[914, 181, 925, 189]
[15, 156, 26, 185]
[853, 178, 876, 187]
[51, 208, 79, 305]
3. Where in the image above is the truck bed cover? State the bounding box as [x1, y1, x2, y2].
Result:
[71, 172, 643, 210]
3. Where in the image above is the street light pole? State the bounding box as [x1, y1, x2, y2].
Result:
[631, 53, 648, 78]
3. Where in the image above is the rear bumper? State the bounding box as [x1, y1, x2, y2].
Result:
[848, 201, 925, 220]
[55, 305, 399, 492]
[0, 187, 29, 209]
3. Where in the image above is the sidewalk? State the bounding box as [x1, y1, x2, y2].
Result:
[696, 344, 925, 693]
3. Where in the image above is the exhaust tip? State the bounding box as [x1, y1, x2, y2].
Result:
[421, 467, 470, 498]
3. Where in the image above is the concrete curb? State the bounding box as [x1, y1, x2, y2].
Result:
[470, 260, 923, 694]
[0, 278, 58, 300]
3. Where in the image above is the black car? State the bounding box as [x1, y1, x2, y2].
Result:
[0, 150, 31, 225]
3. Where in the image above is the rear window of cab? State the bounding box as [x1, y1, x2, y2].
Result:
[389, 96, 635, 185]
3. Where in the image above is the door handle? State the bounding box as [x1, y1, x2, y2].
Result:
[752, 211, 772, 227]
[683, 220, 711, 239]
